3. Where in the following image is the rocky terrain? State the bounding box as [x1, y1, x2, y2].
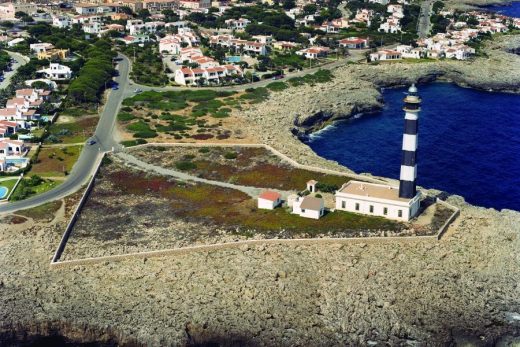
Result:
[1, 33, 520, 347]
[0, 191, 519, 346]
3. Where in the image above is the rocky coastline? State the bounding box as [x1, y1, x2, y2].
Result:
[0, 34, 519, 347]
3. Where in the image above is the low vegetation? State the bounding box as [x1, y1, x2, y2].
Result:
[9, 175, 59, 201]
[134, 146, 351, 191]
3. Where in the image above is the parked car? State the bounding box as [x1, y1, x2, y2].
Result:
[87, 139, 96, 145]
[272, 75, 285, 80]
[134, 88, 142, 93]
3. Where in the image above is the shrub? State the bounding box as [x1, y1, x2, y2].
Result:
[133, 131, 157, 138]
[266, 81, 289, 91]
[175, 161, 197, 171]
[224, 151, 237, 160]
[198, 147, 210, 153]
[316, 182, 339, 193]
[183, 154, 196, 160]
[315, 193, 322, 198]
[127, 121, 152, 132]
[117, 112, 135, 121]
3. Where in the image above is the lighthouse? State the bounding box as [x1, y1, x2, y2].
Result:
[399, 84, 421, 199]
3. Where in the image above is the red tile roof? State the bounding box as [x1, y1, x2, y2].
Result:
[259, 191, 281, 202]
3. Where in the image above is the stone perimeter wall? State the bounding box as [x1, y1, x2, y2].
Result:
[50, 142, 460, 269]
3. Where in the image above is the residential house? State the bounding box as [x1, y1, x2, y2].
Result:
[338, 37, 369, 49]
[225, 18, 251, 30]
[120, 35, 151, 45]
[296, 46, 330, 59]
[174, 65, 242, 85]
[370, 49, 401, 61]
[272, 41, 300, 51]
[379, 17, 401, 33]
[179, 0, 211, 9]
[37, 63, 73, 81]
[143, 0, 178, 12]
[52, 15, 72, 28]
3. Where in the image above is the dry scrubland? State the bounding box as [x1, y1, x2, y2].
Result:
[0, 35, 520, 346]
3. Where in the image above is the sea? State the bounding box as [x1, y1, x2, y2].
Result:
[484, 1, 520, 17]
[306, 83, 520, 211]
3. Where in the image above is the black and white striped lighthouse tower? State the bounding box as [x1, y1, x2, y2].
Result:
[399, 84, 421, 199]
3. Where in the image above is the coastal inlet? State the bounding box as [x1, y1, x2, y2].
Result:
[307, 83, 520, 211]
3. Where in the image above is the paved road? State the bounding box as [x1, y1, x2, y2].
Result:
[418, 0, 433, 39]
[0, 51, 30, 90]
[0, 48, 364, 214]
[0, 54, 129, 214]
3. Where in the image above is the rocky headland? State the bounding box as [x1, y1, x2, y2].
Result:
[0, 34, 519, 347]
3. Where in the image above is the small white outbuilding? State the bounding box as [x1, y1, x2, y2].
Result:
[258, 190, 282, 210]
[292, 196, 325, 219]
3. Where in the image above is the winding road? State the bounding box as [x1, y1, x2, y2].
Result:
[0, 51, 30, 90]
[0, 55, 129, 214]
[417, 0, 433, 39]
[0, 48, 362, 214]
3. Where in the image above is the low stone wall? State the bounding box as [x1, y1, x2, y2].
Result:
[50, 143, 461, 269]
[50, 154, 104, 263]
[436, 198, 461, 240]
[50, 234, 438, 269]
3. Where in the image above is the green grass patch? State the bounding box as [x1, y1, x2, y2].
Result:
[0, 178, 19, 199]
[121, 139, 147, 147]
[127, 121, 152, 133]
[10, 175, 60, 201]
[175, 161, 197, 171]
[117, 112, 136, 121]
[239, 87, 270, 103]
[266, 81, 289, 91]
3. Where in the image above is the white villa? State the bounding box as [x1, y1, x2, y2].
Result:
[292, 196, 325, 219]
[0, 138, 28, 172]
[37, 63, 72, 81]
[174, 65, 242, 85]
[335, 181, 421, 221]
[370, 49, 402, 61]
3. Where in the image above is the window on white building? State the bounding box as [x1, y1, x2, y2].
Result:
[369, 205, 374, 213]
[398, 210, 402, 218]
[341, 201, 345, 209]
[383, 207, 388, 215]
[355, 203, 359, 211]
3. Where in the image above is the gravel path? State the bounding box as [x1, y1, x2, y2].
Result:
[117, 151, 294, 199]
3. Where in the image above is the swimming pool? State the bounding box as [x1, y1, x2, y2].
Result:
[226, 56, 241, 63]
[0, 186, 8, 199]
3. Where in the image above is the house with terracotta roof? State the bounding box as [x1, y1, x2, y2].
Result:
[296, 46, 330, 59]
[338, 37, 369, 49]
[0, 121, 18, 138]
[174, 65, 242, 85]
[0, 138, 28, 172]
[369, 49, 402, 61]
[258, 191, 282, 210]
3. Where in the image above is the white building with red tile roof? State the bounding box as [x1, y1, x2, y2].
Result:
[258, 191, 282, 210]
[296, 46, 330, 59]
[338, 37, 369, 49]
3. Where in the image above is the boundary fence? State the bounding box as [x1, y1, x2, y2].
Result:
[50, 143, 460, 269]
[50, 154, 105, 263]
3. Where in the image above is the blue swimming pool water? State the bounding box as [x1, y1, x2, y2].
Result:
[0, 186, 8, 199]
[226, 56, 242, 63]
[306, 83, 520, 211]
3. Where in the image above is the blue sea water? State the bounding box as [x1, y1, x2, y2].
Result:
[486, 1, 520, 17]
[306, 83, 520, 211]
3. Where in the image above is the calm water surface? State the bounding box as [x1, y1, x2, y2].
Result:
[307, 83, 520, 211]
